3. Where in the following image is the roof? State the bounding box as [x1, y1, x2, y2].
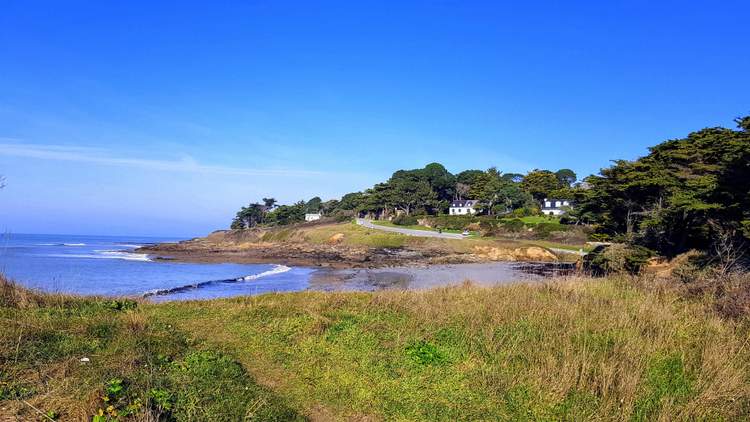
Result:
[541, 198, 573, 210]
[450, 199, 478, 208]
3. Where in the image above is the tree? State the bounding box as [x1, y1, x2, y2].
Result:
[555, 169, 577, 187]
[420, 162, 455, 202]
[470, 168, 530, 215]
[337, 192, 364, 210]
[455, 170, 485, 187]
[266, 201, 306, 226]
[521, 170, 560, 201]
[577, 117, 750, 257]
[320, 199, 339, 214]
[305, 196, 322, 213]
[262, 197, 277, 209]
[456, 183, 470, 200]
[386, 171, 436, 215]
[231, 203, 265, 229]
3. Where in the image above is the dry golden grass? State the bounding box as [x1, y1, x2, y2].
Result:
[3, 273, 749, 420]
[150, 276, 750, 421]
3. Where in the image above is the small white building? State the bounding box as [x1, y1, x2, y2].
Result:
[304, 213, 322, 222]
[449, 199, 478, 215]
[541, 198, 571, 216]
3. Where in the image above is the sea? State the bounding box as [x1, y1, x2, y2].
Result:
[0, 233, 313, 301]
[0, 233, 574, 302]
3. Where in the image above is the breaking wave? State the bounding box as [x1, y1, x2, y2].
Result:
[142, 264, 291, 298]
[46, 251, 152, 262]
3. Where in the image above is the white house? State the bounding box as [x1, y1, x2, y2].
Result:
[449, 199, 478, 215]
[304, 213, 322, 222]
[541, 198, 571, 216]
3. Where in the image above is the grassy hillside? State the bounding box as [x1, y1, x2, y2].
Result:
[2, 275, 749, 420]
[218, 221, 526, 253]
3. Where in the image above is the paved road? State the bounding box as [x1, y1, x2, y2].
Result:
[356, 218, 465, 239]
[547, 247, 588, 256]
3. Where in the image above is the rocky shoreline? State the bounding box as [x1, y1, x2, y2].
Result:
[137, 237, 564, 270]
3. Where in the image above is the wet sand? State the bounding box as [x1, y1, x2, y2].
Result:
[308, 261, 576, 292]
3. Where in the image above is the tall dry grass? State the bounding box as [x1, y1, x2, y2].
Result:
[155, 276, 750, 420]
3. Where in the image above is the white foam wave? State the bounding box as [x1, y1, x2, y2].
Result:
[236, 264, 291, 281]
[47, 251, 152, 262]
[98, 250, 152, 261]
[117, 244, 144, 248]
[63, 243, 86, 246]
[143, 265, 293, 298]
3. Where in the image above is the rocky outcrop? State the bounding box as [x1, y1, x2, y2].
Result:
[473, 245, 558, 262]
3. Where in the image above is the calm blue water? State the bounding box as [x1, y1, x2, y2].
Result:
[0, 233, 313, 301]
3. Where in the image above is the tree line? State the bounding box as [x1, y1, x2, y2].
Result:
[232, 164, 579, 229]
[232, 116, 750, 258]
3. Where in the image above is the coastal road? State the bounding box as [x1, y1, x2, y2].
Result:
[356, 218, 465, 239]
[547, 247, 587, 256]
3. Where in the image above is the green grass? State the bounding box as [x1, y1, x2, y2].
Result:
[302, 221, 410, 248]
[150, 277, 750, 421]
[0, 278, 300, 421]
[501, 215, 561, 225]
[4, 275, 750, 420]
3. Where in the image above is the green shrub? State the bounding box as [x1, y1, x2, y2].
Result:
[393, 214, 419, 226]
[533, 222, 568, 239]
[500, 218, 525, 232]
[427, 215, 479, 230]
[584, 244, 654, 275]
[330, 209, 354, 222]
[589, 233, 611, 242]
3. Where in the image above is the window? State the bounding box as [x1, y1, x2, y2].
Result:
[545, 201, 551, 207]
[555, 201, 561, 207]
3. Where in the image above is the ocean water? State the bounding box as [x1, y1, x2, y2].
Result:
[0, 233, 313, 301]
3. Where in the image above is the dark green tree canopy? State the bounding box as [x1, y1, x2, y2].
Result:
[521, 170, 560, 201]
[305, 197, 322, 213]
[555, 169, 577, 187]
[577, 118, 750, 256]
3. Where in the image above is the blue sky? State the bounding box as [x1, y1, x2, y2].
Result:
[1, 1, 748, 237]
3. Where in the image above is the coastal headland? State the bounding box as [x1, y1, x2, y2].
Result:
[137, 220, 571, 269]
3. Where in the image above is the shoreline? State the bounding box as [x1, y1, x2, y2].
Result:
[306, 261, 577, 293]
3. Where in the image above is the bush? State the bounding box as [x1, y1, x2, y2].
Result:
[584, 244, 654, 275]
[500, 218, 525, 233]
[589, 233, 611, 242]
[533, 223, 568, 239]
[393, 214, 419, 226]
[426, 215, 479, 230]
[330, 210, 354, 222]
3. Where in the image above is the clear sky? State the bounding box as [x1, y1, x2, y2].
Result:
[1, 1, 748, 237]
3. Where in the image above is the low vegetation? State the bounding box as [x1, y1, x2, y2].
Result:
[0, 276, 300, 421]
[3, 272, 749, 420]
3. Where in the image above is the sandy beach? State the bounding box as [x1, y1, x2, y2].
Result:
[308, 261, 576, 292]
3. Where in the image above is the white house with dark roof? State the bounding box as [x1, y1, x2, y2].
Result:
[304, 213, 322, 222]
[541, 198, 571, 216]
[449, 199, 478, 215]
